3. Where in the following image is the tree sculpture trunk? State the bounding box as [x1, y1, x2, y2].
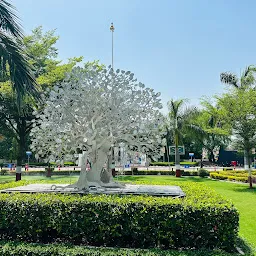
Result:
[68, 141, 124, 191]
[74, 153, 89, 190]
[86, 149, 109, 185]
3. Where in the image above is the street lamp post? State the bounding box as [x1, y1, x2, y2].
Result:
[109, 22, 116, 176]
[110, 22, 114, 69]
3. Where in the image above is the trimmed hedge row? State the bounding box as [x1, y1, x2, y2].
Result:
[210, 171, 256, 183]
[3, 170, 202, 177]
[3, 170, 80, 176]
[150, 162, 199, 166]
[123, 170, 204, 176]
[0, 241, 242, 256]
[210, 173, 248, 183]
[28, 162, 76, 167]
[0, 181, 238, 251]
[222, 170, 256, 176]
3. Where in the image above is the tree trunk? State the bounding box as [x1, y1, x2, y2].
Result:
[16, 130, 26, 181]
[175, 144, 181, 177]
[209, 150, 215, 163]
[244, 149, 250, 170]
[244, 148, 253, 189]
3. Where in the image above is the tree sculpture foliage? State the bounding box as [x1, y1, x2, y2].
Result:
[30, 66, 164, 190]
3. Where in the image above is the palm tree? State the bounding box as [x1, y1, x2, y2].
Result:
[220, 66, 256, 170]
[0, 0, 38, 106]
[195, 101, 230, 163]
[167, 99, 198, 177]
[220, 65, 256, 188]
[220, 65, 256, 89]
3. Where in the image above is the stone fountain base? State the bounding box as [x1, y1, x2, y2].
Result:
[0, 183, 185, 197]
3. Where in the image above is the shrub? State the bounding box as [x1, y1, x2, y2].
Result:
[131, 167, 139, 174]
[0, 169, 7, 175]
[0, 182, 238, 251]
[198, 169, 209, 178]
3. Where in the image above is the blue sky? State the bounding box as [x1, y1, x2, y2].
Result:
[12, 0, 256, 112]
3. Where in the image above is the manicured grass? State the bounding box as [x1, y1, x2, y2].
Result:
[0, 174, 79, 183]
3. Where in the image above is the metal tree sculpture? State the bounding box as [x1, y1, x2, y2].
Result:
[30, 66, 164, 190]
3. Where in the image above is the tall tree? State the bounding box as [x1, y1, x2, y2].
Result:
[217, 88, 256, 188]
[0, 0, 38, 105]
[194, 100, 230, 162]
[220, 65, 256, 174]
[167, 99, 198, 177]
[220, 65, 256, 90]
[0, 27, 82, 180]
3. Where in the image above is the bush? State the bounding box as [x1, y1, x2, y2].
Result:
[198, 169, 209, 178]
[0, 169, 7, 175]
[0, 182, 238, 251]
[131, 167, 139, 174]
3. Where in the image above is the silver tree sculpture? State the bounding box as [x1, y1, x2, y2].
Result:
[30, 66, 164, 190]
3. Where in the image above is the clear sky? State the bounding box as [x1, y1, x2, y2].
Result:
[12, 0, 256, 112]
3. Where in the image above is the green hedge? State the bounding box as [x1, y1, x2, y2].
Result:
[210, 172, 256, 183]
[0, 241, 244, 256]
[4, 170, 80, 176]
[123, 170, 199, 176]
[150, 162, 199, 167]
[0, 181, 238, 251]
[28, 162, 76, 167]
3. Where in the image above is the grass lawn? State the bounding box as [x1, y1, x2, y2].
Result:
[0, 174, 79, 183]
[0, 174, 255, 255]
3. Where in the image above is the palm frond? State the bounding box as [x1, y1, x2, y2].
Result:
[0, 31, 39, 105]
[240, 65, 256, 88]
[0, 0, 23, 38]
[167, 99, 188, 119]
[220, 72, 239, 88]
